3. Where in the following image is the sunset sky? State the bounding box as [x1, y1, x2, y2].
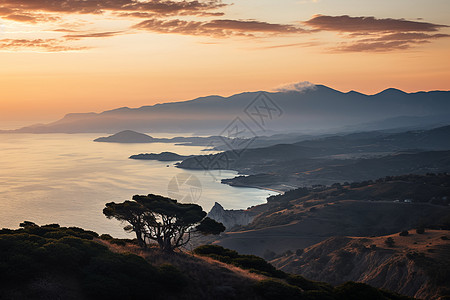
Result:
[0, 0, 449, 127]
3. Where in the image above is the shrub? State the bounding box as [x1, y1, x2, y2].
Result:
[286, 274, 332, 292]
[399, 231, 409, 236]
[194, 245, 286, 278]
[254, 280, 303, 300]
[0, 223, 184, 299]
[416, 227, 425, 234]
[193, 245, 239, 258]
[263, 249, 276, 261]
[334, 282, 385, 300]
[296, 249, 304, 256]
[384, 237, 395, 247]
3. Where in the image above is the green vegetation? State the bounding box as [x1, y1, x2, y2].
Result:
[0, 223, 418, 300]
[194, 244, 285, 278]
[103, 194, 225, 252]
[0, 222, 186, 299]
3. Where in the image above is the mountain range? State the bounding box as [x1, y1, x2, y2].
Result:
[3, 85, 450, 134]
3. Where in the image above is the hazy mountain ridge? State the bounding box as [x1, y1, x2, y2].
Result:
[3, 86, 450, 134]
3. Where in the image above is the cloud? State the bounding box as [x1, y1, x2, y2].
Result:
[304, 15, 447, 33]
[133, 18, 306, 37]
[333, 32, 450, 52]
[303, 15, 450, 52]
[0, 38, 88, 52]
[0, 0, 227, 20]
[274, 81, 317, 93]
[64, 31, 124, 40]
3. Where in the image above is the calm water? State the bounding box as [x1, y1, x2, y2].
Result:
[0, 133, 277, 237]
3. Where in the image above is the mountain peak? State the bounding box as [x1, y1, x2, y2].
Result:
[374, 88, 408, 96]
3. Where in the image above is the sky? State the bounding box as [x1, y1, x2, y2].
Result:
[0, 0, 449, 127]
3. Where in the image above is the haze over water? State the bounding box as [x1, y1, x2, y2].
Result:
[0, 133, 277, 237]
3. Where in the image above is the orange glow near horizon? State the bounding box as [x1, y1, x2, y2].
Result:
[0, 0, 449, 127]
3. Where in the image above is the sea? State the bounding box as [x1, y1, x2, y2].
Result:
[0, 133, 277, 237]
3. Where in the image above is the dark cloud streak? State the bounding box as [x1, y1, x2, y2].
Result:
[304, 15, 448, 33]
[133, 18, 306, 37]
[0, 0, 226, 17]
[304, 15, 450, 52]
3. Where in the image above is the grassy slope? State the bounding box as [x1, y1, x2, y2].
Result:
[0, 224, 415, 300]
[208, 174, 450, 257]
[272, 230, 450, 299]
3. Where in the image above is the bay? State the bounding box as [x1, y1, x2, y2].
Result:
[0, 133, 277, 237]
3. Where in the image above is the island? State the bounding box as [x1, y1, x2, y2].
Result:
[129, 152, 194, 161]
[94, 130, 156, 143]
[94, 130, 233, 147]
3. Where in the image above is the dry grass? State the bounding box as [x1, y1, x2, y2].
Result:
[96, 239, 264, 300]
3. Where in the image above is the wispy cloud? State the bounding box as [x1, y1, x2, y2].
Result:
[64, 31, 124, 40]
[274, 81, 317, 93]
[1, 1, 449, 53]
[0, 38, 88, 52]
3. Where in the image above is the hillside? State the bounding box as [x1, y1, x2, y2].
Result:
[4, 86, 450, 134]
[179, 125, 450, 190]
[271, 230, 450, 300]
[204, 174, 450, 255]
[0, 222, 413, 300]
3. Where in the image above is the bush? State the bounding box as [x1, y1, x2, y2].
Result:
[194, 245, 285, 278]
[416, 227, 425, 234]
[194, 245, 239, 258]
[286, 274, 332, 292]
[399, 231, 409, 236]
[254, 280, 303, 300]
[296, 249, 304, 256]
[263, 249, 276, 261]
[0, 223, 184, 299]
[334, 282, 385, 300]
[384, 237, 395, 247]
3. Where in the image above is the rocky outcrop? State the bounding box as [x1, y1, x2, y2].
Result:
[207, 202, 256, 231]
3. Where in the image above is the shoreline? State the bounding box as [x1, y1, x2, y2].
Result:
[222, 182, 286, 194]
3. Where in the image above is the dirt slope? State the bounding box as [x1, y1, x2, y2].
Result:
[272, 230, 450, 299]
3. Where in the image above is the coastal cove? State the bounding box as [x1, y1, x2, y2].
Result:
[0, 133, 277, 238]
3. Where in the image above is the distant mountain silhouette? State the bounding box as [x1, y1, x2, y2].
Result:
[94, 130, 155, 143]
[4, 85, 450, 134]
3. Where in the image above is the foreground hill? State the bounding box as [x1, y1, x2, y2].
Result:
[0, 223, 412, 300]
[272, 230, 450, 300]
[4, 86, 450, 133]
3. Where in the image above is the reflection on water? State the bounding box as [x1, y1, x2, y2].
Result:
[0, 133, 277, 237]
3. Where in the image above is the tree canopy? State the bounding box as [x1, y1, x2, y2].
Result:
[104, 194, 225, 252]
